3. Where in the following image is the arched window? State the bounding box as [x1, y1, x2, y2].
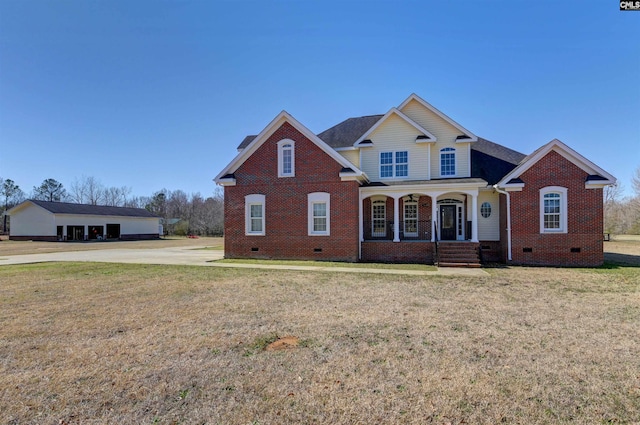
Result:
[540, 186, 568, 233]
[277, 139, 295, 177]
[440, 147, 456, 176]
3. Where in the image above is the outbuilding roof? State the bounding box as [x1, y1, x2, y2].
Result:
[20, 200, 160, 218]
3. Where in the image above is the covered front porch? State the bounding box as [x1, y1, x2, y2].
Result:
[359, 179, 486, 264]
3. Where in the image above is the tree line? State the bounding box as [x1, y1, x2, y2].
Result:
[604, 166, 640, 235]
[0, 176, 224, 236]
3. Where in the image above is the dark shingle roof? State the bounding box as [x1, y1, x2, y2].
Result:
[470, 138, 526, 185]
[317, 115, 384, 148]
[235, 113, 526, 184]
[28, 200, 159, 218]
[238, 135, 258, 150]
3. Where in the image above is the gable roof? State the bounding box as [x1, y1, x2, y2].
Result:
[216, 110, 365, 184]
[352, 108, 437, 146]
[8, 200, 159, 218]
[398, 93, 478, 142]
[238, 135, 258, 150]
[471, 138, 526, 185]
[496, 138, 616, 188]
[317, 114, 383, 149]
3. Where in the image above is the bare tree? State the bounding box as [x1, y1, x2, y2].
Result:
[103, 186, 131, 207]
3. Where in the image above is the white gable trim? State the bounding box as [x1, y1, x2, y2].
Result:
[397, 93, 478, 142]
[496, 139, 616, 189]
[214, 111, 366, 184]
[6, 200, 52, 216]
[353, 108, 436, 146]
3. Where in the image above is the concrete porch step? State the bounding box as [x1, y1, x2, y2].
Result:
[438, 261, 481, 268]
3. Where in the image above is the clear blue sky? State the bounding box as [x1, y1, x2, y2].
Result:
[1, 0, 638, 199]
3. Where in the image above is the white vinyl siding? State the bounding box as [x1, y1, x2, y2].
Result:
[400, 99, 471, 178]
[359, 114, 429, 181]
[477, 191, 500, 241]
[338, 150, 360, 168]
[9, 204, 55, 236]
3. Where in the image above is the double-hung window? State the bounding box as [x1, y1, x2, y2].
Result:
[403, 200, 418, 237]
[308, 192, 330, 235]
[380, 151, 408, 178]
[540, 186, 567, 233]
[245, 194, 265, 235]
[440, 147, 456, 176]
[277, 139, 295, 177]
[372, 200, 387, 237]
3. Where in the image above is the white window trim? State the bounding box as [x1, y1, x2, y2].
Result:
[439, 147, 456, 177]
[372, 199, 387, 237]
[379, 150, 409, 179]
[277, 139, 295, 177]
[539, 186, 568, 234]
[308, 192, 330, 236]
[403, 200, 418, 237]
[245, 194, 265, 236]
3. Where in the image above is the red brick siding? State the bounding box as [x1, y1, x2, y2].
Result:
[478, 240, 503, 263]
[361, 241, 434, 263]
[509, 150, 604, 266]
[224, 122, 360, 262]
[362, 196, 432, 240]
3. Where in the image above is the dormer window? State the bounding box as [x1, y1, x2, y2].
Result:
[440, 147, 456, 177]
[277, 139, 295, 177]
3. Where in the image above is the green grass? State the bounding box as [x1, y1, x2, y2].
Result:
[212, 258, 437, 271]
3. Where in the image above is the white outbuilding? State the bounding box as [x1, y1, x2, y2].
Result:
[6, 200, 161, 241]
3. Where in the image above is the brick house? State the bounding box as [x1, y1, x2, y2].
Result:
[215, 94, 615, 267]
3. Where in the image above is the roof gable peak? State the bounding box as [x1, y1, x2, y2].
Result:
[398, 93, 478, 142]
[497, 138, 616, 188]
[215, 110, 365, 184]
[353, 107, 436, 146]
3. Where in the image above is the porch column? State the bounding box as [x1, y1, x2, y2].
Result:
[393, 196, 400, 242]
[358, 192, 363, 243]
[471, 193, 479, 242]
[431, 198, 438, 242]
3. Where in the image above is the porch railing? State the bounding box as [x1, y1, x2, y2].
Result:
[363, 220, 432, 241]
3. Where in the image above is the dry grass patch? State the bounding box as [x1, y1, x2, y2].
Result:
[1, 262, 639, 424]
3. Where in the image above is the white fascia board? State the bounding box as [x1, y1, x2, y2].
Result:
[353, 107, 437, 146]
[334, 146, 358, 151]
[215, 178, 237, 187]
[360, 180, 488, 196]
[496, 138, 617, 188]
[214, 110, 364, 183]
[339, 168, 369, 183]
[397, 93, 478, 142]
[6, 200, 49, 216]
